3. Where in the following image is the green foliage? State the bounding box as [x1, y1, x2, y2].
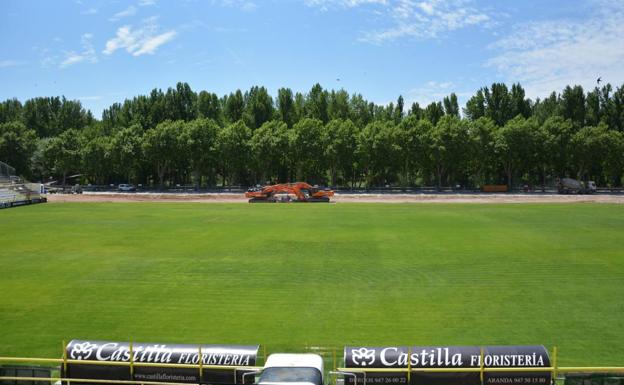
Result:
[358, 120, 400, 186]
[218, 120, 252, 185]
[0, 121, 36, 177]
[224, 90, 245, 123]
[494, 116, 539, 187]
[561, 85, 586, 127]
[305, 83, 329, 123]
[44, 128, 83, 184]
[277, 88, 296, 127]
[142, 120, 186, 186]
[82, 135, 112, 185]
[250, 120, 291, 183]
[424, 101, 445, 125]
[428, 115, 470, 187]
[1, 81, 623, 188]
[110, 124, 144, 183]
[443, 93, 460, 118]
[292, 118, 326, 183]
[325, 119, 358, 186]
[243, 86, 274, 129]
[197, 91, 223, 124]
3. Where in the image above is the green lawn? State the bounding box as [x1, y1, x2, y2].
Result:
[1, 202, 623, 366]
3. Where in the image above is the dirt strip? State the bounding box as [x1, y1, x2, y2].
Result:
[45, 192, 624, 204]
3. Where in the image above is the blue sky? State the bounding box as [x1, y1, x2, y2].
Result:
[1, 0, 623, 118]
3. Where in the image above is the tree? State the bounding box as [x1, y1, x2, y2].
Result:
[328, 90, 351, 121]
[305, 83, 329, 123]
[111, 124, 144, 184]
[394, 95, 405, 123]
[484, 83, 512, 126]
[532, 92, 560, 125]
[0, 121, 37, 177]
[350, 94, 373, 127]
[224, 90, 245, 123]
[142, 120, 185, 187]
[408, 102, 423, 120]
[610, 84, 624, 132]
[571, 124, 611, 181]
[510, 83, 531, 118]
[23, 97, 90, 137]
[424, 101, 444, 126]
[494, 116, 538, 188]
[428, 115, 470, 188]
[0, 99, 23, 124]
[44, 128, 83, 185]
[585, 87, 601, 126]
[397, 115, 430, 186]
[603, 130, 624, 185]
[243, 86, 274, 129]
[561, 85, 586, 127]
[467, 117, 497, 186]
[164, 82, 197, 122]
[464, 89, 486, 121]
[183, 119, 220, 187]
[197, 91, 223, 124]
[250, 120, 291, 183]
[292, 118, 326, 183]
[277, 88, 296, 127]
[82, 135, 113, 184]
[217, 120, 252, 185]
[325, 119, 358, 186]
[540, 116, 574, 179]
[357, 120, 399, 186]
[443, 93, 460, 118]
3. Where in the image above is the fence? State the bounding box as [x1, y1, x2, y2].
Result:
[1, 347, 624, 385]
[0, 161, 15, 178]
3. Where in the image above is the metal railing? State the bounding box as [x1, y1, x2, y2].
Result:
[331, 347, 624, 385]
[2, 347, 624, 385]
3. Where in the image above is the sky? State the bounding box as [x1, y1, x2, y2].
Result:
[1, 0, 623, 118]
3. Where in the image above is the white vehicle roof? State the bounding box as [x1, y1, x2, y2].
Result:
[264, 354, 324, 372]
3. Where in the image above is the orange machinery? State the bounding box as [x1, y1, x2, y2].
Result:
[245, 182, 335, 203]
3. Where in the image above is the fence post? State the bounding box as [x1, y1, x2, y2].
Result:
[199, 346, 203, 384]
[479, 347, 484, 385]
[333, 348, 337, 385]
[62, 340, 68, 385]
[407, 347, 411, 385]
[129, 342, 134, 379]
[552, 347, 558, 385]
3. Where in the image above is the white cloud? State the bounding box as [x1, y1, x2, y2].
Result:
[305, 0, 490, 43]
[60, 33, 98, 68]
[103, 18, 177, 56]
[304, 0, 387, 9]
[139, 0, 156, 5]
[81, 7, 98, 15]
[487, 1, 624, 98]
[219, 0, 258, 12]
[77, 95, 103, 101]
[408, 80, 451, 101]
[406, 80, 472, 107]
[109, 5, 137, 21]
[0, 60, 23, 68]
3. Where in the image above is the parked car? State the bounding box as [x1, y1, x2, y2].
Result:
[118, 183, 136, 192]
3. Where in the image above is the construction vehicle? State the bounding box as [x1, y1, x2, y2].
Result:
[245, 182, 334, 203]
[557, 178, 597, 194]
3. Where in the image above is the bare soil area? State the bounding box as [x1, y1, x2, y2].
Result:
[46, 192, 624, 204]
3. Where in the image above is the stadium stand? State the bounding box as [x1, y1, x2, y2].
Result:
[0, 161, 46, 209]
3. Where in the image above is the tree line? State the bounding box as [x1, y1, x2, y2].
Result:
[1, 82, 623, 188]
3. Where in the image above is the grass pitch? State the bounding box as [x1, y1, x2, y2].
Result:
[1, 202, 623, 365]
